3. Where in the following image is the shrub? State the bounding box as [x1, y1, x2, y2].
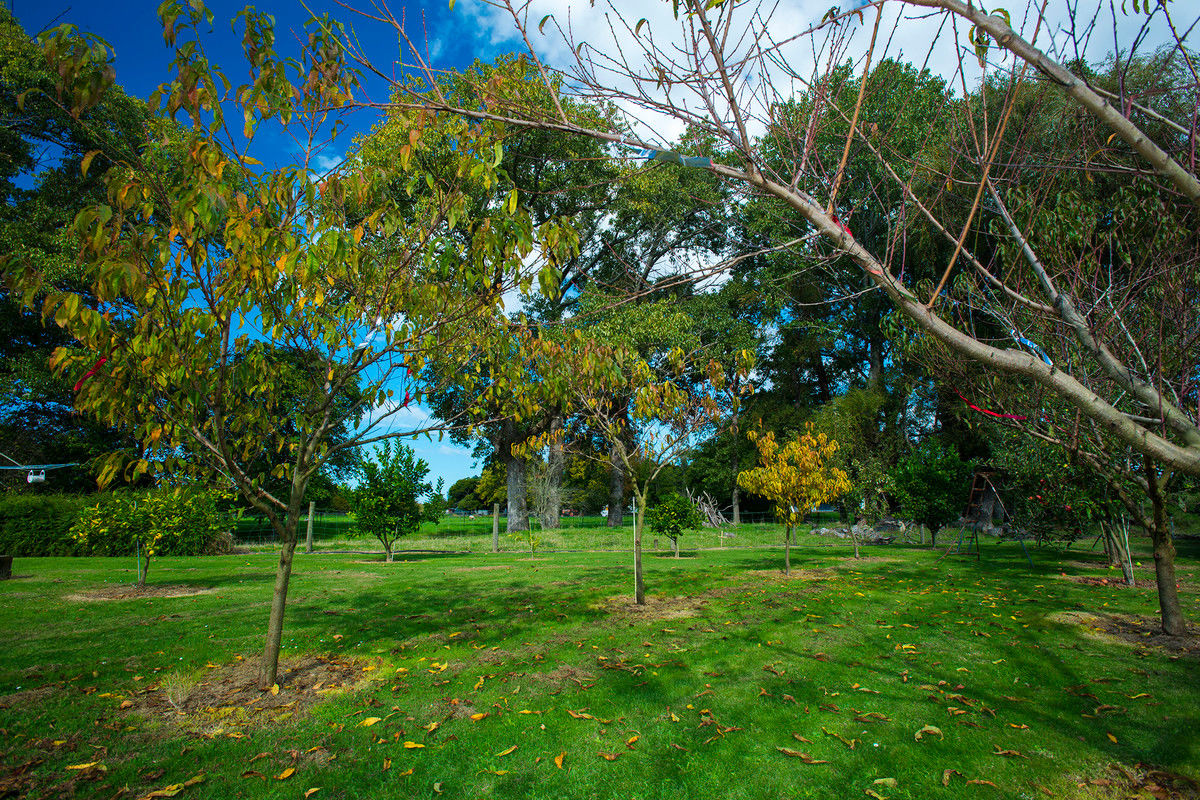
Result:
[646, 493, 705, 556]
[0, 493, 88, 556]
[70, 488, 235, 583]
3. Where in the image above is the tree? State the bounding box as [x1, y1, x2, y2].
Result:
[537, 330, 748, 603]
[352, 441, 440, 562]
[3, 5, 572, 686]
[738, 425, 852, 571]
[0, 6, 152, 490]
[356, 0, 1199, 634]
[891, 441, 973, 544]
[646, 492, 704, 557]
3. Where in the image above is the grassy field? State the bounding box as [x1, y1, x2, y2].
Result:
[2, 533, 1199, 799]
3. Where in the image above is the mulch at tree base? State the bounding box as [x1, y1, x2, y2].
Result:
[1075, 762, 1200, 799]
[1052, 611, 1200, 659]
[128, 654, 375, 732]
[64, 584, 215, 602]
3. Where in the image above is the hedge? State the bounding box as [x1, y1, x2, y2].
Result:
[0, 493, 87, 556]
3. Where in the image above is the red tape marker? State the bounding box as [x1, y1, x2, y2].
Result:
[73, 356, 108, 392]
[957, 392, 1027, 421]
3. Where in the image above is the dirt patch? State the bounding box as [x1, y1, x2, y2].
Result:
[1064, 575, 1157, 589]
[596, 594, 707, 621]
[528, 664, 596, 691]
[1074, 762, 1200, 799]
[65, 584, 215, 602]
[128, 654, 374, 733]
[452, 565, 513, 572]
[1051, 611, 1200, 659]
[747, 569, 830, 581]
[0, 684, 59, 710]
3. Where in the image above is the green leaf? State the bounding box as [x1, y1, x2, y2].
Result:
[539, 14, 553, 33]
[81, 149, 102, 178]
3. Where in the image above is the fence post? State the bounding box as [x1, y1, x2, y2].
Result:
[305, 501, 315, 554]
[492, 502, 500, 553]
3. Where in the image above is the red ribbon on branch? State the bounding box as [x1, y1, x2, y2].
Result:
[956, 392, 1027, 421]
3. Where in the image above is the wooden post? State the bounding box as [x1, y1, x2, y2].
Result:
[492, 502, 500, 553]
[0, 555, 12, 580]
[305, 501, 315, 554]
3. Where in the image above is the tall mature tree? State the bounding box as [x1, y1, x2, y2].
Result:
[0, 7, 151, 489]
[356, 0, 1200, 633]
[3, 4, 572, 685]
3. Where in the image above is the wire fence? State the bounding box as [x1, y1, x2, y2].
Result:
[233, 509, 849, 554]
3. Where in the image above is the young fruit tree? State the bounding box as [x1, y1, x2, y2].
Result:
[646, 492, 705, 558]
[535, 330, 752, 603]
[352, 441, 442, 562]
[345, 0, 1199, 633]
[738, 426, 852, 572]
[3, 4, 572, 685]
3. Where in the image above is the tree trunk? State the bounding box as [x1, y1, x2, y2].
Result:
[492, 502, 500, 553]
[137, 550, 149, 587]
[305, 501, 315, 554]
[784, 524, 791, 576]
[673, 535, 680, 557]
[633, 490, 646, 605]
[546, 414, 564, 530]
[384, 537, 394, 563]
[607, 446, 626, 527]
[506, 454, 529, 532]
[261, 519, 299, 688]
[1144, 457, 1185, 635]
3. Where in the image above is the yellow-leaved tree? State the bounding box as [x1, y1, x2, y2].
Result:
[738, 425, 852, 574]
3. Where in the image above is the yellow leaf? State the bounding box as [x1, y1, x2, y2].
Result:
[139, 784, 184, 798]
[424, 721, 440, 733]
[275, 767, 295, 780]
[625, 736, 638, 748]
[469, 712, 489, 721]
[383, 758, 391, 770]
[598, 752, 621, 761]
[914, 725, 943, 741]
[1106, 732, 1118, 743]
[269, 684, 279, 696]
[304, 790, 321, 799]
[66, 762, 101, 770]
[360, 717, 382, 727]
[554, 752, 565, 769]
[473, 676, 485, 690]
[403, 742, 425, 749]
[398, 768, 414, 776]
[496, 745, 518, 757]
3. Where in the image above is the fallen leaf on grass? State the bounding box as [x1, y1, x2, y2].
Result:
[914, 725, 943, 741]
[433, 781, 443, 793]
[775, 747, 829, 763]
[479, 769, 509, 775]
[469, 713, 489, 721]
[625, 736, 638, 749]
[120, 700, 134, 709]
[424, 721, 440, 733]
[241, 771, 266, 780]
[403, 742, 425, 749]
[873, 778, 898, 788]
[943, 769, 963, 786]
[383, 758, 391, 770]
[269, 684, 279, 696]
[598, 752, 621, 761]
[968, 779, 998, 787]
[397, 768, 414, 776]
[566, 709, 595, 720]
[304, 789, 321, 799]
[865, 791, 888, 800]
[66, 762, 103, 770]
[276, 767, 295, 780]
[554, 752, 565, 769]
[822, 727, 859, 749]
[854, 712, 891, 723]
[496, 745, 518, 757]
[792, 734, 813, 744]
[1106, 732, 1118, 743]
[360, 717, 382, 727]
[992, 746, 1028, 758]
[1008, 724, 1029, 729]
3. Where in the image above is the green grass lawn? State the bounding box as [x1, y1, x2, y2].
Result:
[2, 534, 1199, 799]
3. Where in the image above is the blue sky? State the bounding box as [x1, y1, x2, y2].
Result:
[9, 0, 516, 491]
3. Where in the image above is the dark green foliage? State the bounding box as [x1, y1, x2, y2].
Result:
[0, 493, 86, 555]
[891, 441, 974, 533]
[351, 442, 441, 560]
[646, 492, 705, 547]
